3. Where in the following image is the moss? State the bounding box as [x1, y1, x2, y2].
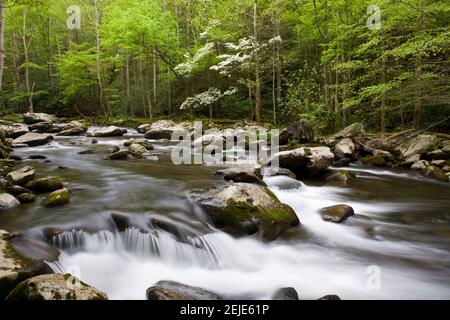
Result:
[361, 155, 385, 167]
[43, 188, 70, 207]
[27, 176, 64, 193]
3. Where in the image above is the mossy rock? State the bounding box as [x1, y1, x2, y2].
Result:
[6, 274, 108, 300]
[17, 193, 36, 204]
[361, 155, 385, 167]
[43, 188, 70, 208]
[319, 205, 354, 223]
[26, 176, 64, 193]
[194, 183, 300, 241]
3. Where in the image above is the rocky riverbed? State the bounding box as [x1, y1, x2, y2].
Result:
[0, 114, 449, 300]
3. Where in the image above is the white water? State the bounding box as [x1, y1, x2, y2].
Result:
[48, 172, 450, 300]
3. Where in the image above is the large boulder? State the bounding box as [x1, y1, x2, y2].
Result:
[43, 188, 70, 208]
[334, 138, 355, 159]
[279, 120, 315, 145]
[396, 134, 440, 159]
[0, 230, 43, 299]
[0, 121, 29, 138]
[137, 123, 153, 134]
[92, 126, 124, 137]
[6, 166, 36, 185]
[271, 147, 334, 178]
[319, 205, 354, 223]
[128, 143, 147, 157]
[6, 273, 108, 300]
[334, 123, 365, 139]
[144, 120, 186, 140]
[193, 183, 300, 241]
[215, 166, 265, 186]
[12, 132, 53, 147]
[0, 193, 20, 211]
[23, 113, 55, 125]
[146, 281, 223, 300]
[78, 145, 120, 155]
[108, 150, 129, 160]
[28, 121, 52, 133]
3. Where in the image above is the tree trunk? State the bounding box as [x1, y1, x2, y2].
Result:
[138, 59, 146, 118]
[413, 63, 421, 130]
[0, 0, 5, 99]
[253, 0, 261, 124]
[22, 9, 33, 113]
[93, 0, 107, 117]
[125, 55, 131, 116]
[146, 51, 153, 119]
[381, 63, 386, 134]
[153, 48, 157, 112]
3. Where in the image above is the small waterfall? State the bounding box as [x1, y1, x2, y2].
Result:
[49, 228, 221, 268]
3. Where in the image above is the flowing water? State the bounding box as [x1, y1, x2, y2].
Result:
[1, 128, 449, 300]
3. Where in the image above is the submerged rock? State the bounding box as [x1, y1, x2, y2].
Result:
[92, 126, 124, 137]
[128, 143, 147, 157]
[271, 146, 334, 178]
[319, 294, 342, 300]
[215, 166, 265, 186]
[319, 205, 354, 223]
[326, 170, 356, 185]
[272, 287, 299, 300]
[5, 185, 30, 196]
[12, 132, 53, 147]
[146, 281, 223, 300]
[6, 166, 36, 185]
[78, 145, 120, 155]
[361, 155, 385, 167]
[194, 183, 300, 241]
[16, 193, 36, 204]
[43, 188, 70, 208]
[0, 193, 21, 210]
[109, 150, 129, 160]
[6, 273, 108, 300]
[333, 158, 351, 167]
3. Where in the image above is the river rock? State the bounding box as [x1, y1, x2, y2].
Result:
[128, 144, 147, 157]
[193, 133, 225, 147]
[144, 120, 184, 140]
[334, 138, 356, 159]
[6, 166, 36, 185]
[28, 154, 47, 160]
[0, 230, 44, 299]
[215, 166, 265, 186]
[334, 123, 365, 139]
[271, 146, 334, 178]
[146, 281, 223, 300]
[396, 134, 440, 159]
[272, 287, 299, 300]
[43, 188, 70, 207]
[333, 158, 351, 167]
[411, 160, 429, 170]
[361, 155, 385, 167]
[17, 193, 36, 204]
[137, 123, 153, 134]
[109, 150, 129, 160]
[79, 145, 120, 155]
[0, 121, 29, 138]
[319, 294, 341, 300]
[194, 183, 300, 241]
[0, 193, 20, 210]
[28, 121, 52, 133]
[279, 120, 315, 145]
[5, 185, 30, 196]
[319, 205, 354, 223]
[23, 113, 55, 125]
[326, 170, 356, 185]
[56, 127, 87, 136]
[26, 176, 64, 193]
[6, 273, 108, 300]
[423, 165, 448, 182]
[92, 126, 124, 137]
[12, 132, 53, 147]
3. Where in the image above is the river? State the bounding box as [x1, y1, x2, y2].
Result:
[0, 127, 449, 300]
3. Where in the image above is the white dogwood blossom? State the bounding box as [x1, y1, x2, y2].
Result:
[180, 87, 238, 110]
[175, 42, 215, 76]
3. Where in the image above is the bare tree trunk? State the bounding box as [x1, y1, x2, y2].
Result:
[138, 59, 146, 118]
[93, 0, 107, 116]
[125, 55, 131, 115]
[253, 0, 261, 124]
[146, 51, 153, 119]
[381, 63, 386, 134]
[152, 48, 157, 113]
[0, 0, 5, 99]
[413, 63, 421, 130]
[22, 9, 33, 113]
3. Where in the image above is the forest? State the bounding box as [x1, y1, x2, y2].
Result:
[0, 0, 449, 133]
